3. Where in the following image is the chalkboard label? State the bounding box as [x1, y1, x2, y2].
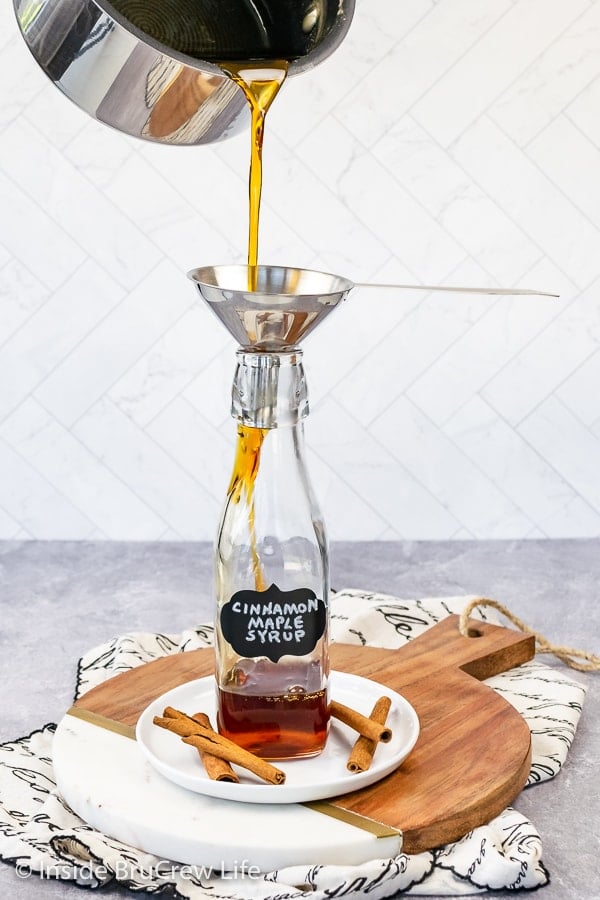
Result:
[220, 583, 326, 663]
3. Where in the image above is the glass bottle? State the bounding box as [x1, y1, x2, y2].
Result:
[215, 349, 330, 760]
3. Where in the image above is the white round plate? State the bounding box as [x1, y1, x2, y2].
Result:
[136, 671, 419, 804]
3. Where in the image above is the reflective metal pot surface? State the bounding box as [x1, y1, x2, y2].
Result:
[13, 0, 355, 145]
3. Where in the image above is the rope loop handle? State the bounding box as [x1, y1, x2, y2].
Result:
[459, 597, 600, 673]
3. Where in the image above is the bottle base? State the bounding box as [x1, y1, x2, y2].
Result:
[217, 686, 329, 760]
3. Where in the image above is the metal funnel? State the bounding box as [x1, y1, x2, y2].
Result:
[188, 264, 354, 351]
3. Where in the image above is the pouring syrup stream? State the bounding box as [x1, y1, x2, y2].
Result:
[219, 62, 288, 284]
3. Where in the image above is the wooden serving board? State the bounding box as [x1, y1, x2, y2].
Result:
[70, 615, 534, 854]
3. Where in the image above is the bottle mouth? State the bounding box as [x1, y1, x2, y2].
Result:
[232, 348, 309, 428]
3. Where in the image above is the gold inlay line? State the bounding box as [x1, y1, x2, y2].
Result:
[302, 800, 402, 841]
[66, 706, 136, 740]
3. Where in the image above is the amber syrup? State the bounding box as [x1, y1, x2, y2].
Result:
[218, 61, 288, 274]
[226, 423, 268, 591]
[217, 686, 329, 760]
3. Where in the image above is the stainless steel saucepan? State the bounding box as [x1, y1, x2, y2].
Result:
[13, 0, 355, 145]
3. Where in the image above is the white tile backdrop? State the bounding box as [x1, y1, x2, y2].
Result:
[2, 0, 600, 540]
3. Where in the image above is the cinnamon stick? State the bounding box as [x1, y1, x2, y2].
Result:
[330, 700, 393, 743]
[153, 712, 285, 785]
[346, 696, 392, 773]
[190, 712, 239, 783]
[163, 706, 205, 727]
[181, 733, 285, 785]
[153, 715, 203, 739]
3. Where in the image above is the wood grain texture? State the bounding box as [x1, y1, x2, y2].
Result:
[73, 615, 535, 854]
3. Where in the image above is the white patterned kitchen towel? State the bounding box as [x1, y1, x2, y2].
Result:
[0, 591, 587, 898]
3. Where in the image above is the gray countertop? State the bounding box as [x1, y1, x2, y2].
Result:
[0, 540, 598, 899]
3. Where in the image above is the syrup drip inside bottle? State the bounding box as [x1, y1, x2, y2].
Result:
[226, 423, 268, 591]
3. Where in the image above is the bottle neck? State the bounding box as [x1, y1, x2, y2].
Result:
[231, 349, 309, 429]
